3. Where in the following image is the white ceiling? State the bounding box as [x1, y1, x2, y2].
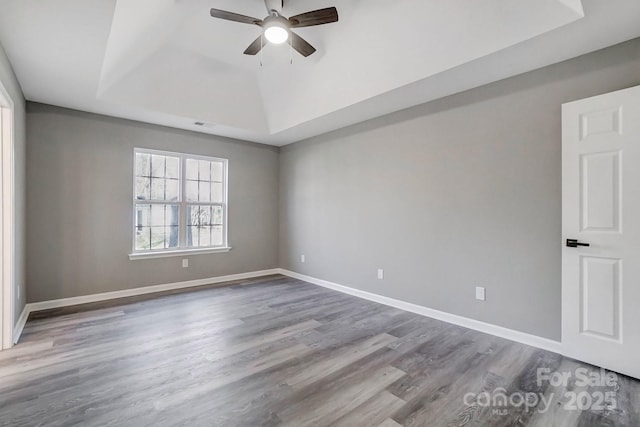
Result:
[0, 0, 639, 146]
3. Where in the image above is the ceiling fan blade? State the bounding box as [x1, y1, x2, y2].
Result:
[244, 36, 266, 55]
[210, 8, 263, 26]
[290, 32, 316, 57]
[288, 7, 338, 28]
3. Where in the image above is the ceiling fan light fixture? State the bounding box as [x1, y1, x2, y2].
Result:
[210, 5, 339, 57]
[264, 26, 289, 44]
[263, 16, 290, 44]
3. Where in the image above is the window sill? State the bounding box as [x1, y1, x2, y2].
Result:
[129, 247, 232, 260]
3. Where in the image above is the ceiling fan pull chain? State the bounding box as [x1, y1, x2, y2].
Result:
[289, 36, 293, 65]
[260, 32, 264, 67]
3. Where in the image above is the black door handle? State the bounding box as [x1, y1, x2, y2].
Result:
[567, 239, 590, 248]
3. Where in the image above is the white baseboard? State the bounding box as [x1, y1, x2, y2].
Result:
[13, 305, 30, 344]
[13, 268, 280, 343]
[277, 269, 563, 355]
[12, 267, 563, 356]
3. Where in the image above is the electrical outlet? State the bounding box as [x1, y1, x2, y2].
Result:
[301, 254, 305, 263]
[377, 269, 384, 280]
[182, 259, 189, 268]
[475, 286, 486, 301]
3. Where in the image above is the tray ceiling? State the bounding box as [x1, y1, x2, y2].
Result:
[1, 0, 639, 145]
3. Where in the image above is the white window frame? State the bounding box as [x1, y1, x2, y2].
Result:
[129, 148, 230, 260]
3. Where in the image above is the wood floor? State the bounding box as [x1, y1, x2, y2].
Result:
[1, 275, 638, 426]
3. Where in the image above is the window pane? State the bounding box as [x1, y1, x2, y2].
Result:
[187, 226, 198, 247]
[186, 180, 198, 202]
[150, 224, 179, 249]
[212, 226, 223, 246]
[151, 227, 166, 250]
[138, 204, 179, 250]
[135, 204, 151, 250]
[212, 206, 223, 225]
[199, 226, 211, 247]
[211, 182, 223, 203]
[167, 226, 179, 248]
[150, 204, 165, 226]
[148, 204, 179, 226]
[166, 179, 179, 201]
[135, 227, 151, 251]
[135, 153, 151, 177]
[186, 205, 222, 247]
[135, 177, 150, 200]
[150, 178, 166, 200]
[212, 162, 223, 182]
[187, 205, 198, 227]
[185, 158, 198, 180]
[188, 205, 210, 226]
[199, 160, 211, 181]
[201, 206, 212, 225]
[151, 155, 166, 178]
[166, 156, 179, 179]
[167, 205, 179, 226]
[199, 182, 211, 202]
[135, 204, 151, 228]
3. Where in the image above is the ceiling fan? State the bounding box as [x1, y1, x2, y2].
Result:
[209, 1, 339, 57]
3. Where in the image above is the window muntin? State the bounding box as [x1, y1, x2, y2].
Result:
[134, 204, 180, 251]
[185, 158, 224, 203]
[133, 149, 227, 254]
[135, 152, 180, 202]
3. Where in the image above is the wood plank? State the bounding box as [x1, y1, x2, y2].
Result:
[1, 274, 638, 427]
[285, 333, 398, 390]
[333, 391, 406, 427]
[378, 419, 403, 427]
[279, 365, 406, 426]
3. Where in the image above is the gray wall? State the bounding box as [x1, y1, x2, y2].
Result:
[0, 42, 26, 325]
[279, 38, 640, 341]
[22, 37, 640, 340]
[26, 103, 279, 302]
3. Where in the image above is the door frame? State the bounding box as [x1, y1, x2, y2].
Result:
[0, 78, 15, 350]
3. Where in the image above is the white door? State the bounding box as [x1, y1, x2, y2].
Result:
[562, 85, 640, 379]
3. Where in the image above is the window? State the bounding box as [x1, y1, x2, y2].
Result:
[131, 148, 228, 259]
